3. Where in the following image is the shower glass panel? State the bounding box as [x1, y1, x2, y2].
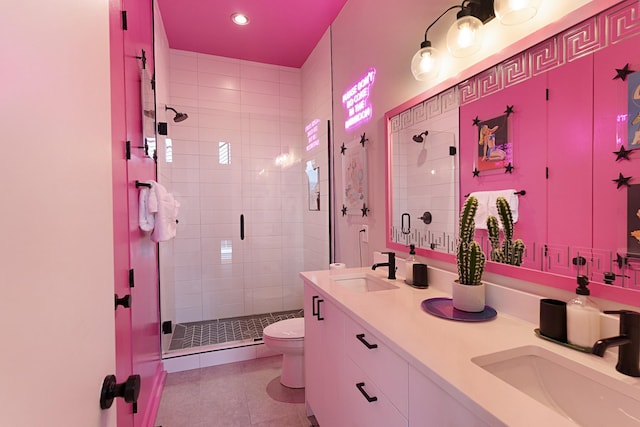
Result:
[159, 53, 310, 355]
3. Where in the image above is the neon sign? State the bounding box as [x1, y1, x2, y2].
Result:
[305, 118, 321, 151]
[342, 68, 376, 130]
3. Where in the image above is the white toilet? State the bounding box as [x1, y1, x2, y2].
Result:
[262, 317, 305, 388]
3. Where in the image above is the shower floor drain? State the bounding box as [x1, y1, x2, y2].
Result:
[168, 309, 303, 351]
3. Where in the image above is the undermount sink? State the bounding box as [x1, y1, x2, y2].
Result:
[331, 273, 399, 293]
[472, 345, 640, 426]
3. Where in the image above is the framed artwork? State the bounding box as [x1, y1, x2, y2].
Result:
[628, 71, 640, 150]
[342, 138, 368, 216]
[476, 114, 511, 172]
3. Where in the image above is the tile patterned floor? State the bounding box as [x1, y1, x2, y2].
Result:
[169, 310, 303, 351]
[155, 355, 315, 427]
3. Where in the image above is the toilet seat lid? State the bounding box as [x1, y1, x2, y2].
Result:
[263, 318, 304, 339]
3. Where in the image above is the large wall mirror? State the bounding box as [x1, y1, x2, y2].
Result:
[387, 0, 640, 294]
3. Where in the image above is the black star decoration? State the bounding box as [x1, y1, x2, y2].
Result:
[473, 116, 481, 126]
[361, 203, 370, 217]
[505, 163, 514, 174]
[340, 143, 347, 155]
[614, 145, 632, 161]
[360, 133, 369, 146]
[341, 205, 348, 216]
[613, 172, 632, 188]
[472, 168, 480, 177]
[505, 105, 514, 116]
[613, 63, 634, 81]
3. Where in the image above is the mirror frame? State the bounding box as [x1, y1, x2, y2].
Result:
[385, 0, 640, 307]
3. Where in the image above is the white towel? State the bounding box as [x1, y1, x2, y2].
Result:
[468, 191, 490, 230]
[471, 189, 519, 230]
[138, 183, 155, 232]
[149, 181, 180, 242]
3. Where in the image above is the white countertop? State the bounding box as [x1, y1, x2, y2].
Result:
[300, 266, 640, 427]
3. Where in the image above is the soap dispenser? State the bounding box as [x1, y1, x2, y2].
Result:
[566, 275, 601, 348]
[405, 244, 417, 286]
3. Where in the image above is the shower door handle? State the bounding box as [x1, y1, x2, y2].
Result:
[240, 214, 244, 240]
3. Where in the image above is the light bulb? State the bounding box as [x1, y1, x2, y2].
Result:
[495, 0, 541, 25]
[411, 45, 441, 81]
[446, 15, 484, 57]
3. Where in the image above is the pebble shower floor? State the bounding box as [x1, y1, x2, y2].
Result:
[168, 309, 303, 351]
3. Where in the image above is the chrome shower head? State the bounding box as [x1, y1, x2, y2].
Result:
[412, 131, 428, 143]
[166, 105, 189, 123]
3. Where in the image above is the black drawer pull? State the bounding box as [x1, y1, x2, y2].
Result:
[356, 382, 377, 403]
[356, 333, 378, 349]
[312, 295, 324, 320]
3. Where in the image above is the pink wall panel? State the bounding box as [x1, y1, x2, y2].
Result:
[546, 55, 594, 258]
[460, 74, 548, 270]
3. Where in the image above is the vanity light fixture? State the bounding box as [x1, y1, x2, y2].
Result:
[411, 1, 494, 81]
[494, 0, 541, 25]
[231, 13, 249, 26]
[446, 0, 495, 58]
[412, 0, 543, 81]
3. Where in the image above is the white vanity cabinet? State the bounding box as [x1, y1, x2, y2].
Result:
[342, 316, 408, 427]
[304, 282, 345, 426]
[408, 366, 493, 426]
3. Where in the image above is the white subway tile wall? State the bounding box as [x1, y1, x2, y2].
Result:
[164, 49, 307, 324]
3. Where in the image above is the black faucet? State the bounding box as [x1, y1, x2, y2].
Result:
[592, 310, 640, 377]
[372, 251, 396, 280]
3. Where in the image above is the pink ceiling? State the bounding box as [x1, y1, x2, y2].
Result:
[157, 0, 348, 68]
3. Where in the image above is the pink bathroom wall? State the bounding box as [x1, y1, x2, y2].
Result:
[459, 73, 548, 270]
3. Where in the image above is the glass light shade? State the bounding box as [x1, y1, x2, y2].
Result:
[495, 0, 541, 25]
[411, 46, 441, 81]
[446, 15, 484, 57]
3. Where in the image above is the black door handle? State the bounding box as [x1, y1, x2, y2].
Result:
[355, 382, 377, 402]
[356, 333, 378, 349]
[100, 374, 141, 409]
[240, 214, 244, 240]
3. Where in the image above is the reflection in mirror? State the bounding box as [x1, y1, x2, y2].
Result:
[306, 161, 320, 211]
[141, 69, 156, 159]
[386, 0, 640, 292]
[389, 90, 459, 254]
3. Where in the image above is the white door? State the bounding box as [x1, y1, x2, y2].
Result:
[0, 1, 118, 426]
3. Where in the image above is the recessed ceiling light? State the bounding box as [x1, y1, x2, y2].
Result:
[231, 13, 249, 26]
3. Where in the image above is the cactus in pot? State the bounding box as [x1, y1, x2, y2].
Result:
[456, 196, 486, 286]
[487, 196, 525, 266]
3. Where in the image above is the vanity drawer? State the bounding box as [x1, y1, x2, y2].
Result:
[345, 316, 409, 418]
[343, 356, 408, 427]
